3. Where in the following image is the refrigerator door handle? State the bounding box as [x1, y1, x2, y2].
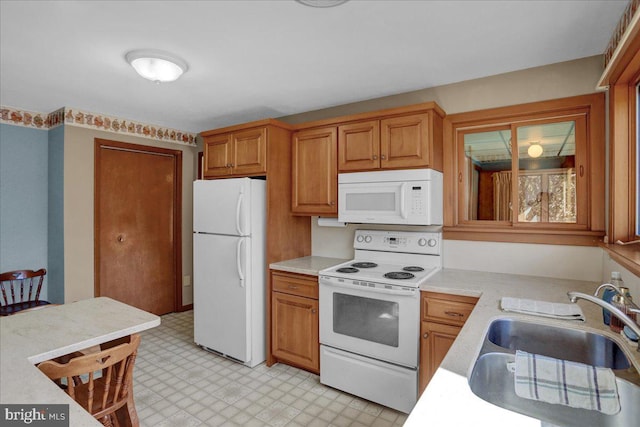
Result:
[235, 191, 244, 235]
[236, 238, 245, 288]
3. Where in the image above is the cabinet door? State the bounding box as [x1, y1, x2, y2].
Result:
[271, 292, 319, 373]
[380, 113, 431, 169]
[338, 120, 380, 172]
[203, 134, 232, 177]
[419, 321, 461, 395]
[232, 127, 267, 176]
[291, 127, 337, 215]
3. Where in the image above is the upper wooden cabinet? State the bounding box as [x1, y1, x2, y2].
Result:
[202, 127, 267, 178]
[291, 127, 338, 216]
[338, 110, 444, 173]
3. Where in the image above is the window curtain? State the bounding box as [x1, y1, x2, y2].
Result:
[493, 171, 512, 221]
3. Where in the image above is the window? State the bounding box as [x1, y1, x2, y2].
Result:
[444, 94, 605, 246]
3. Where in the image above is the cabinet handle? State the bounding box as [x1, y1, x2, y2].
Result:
[458, 172, 463, 183]
[288, 285, 298, 290]
[579, 165, 584, 177]
[445, 311, 464, 317]
[423, 333, 429, 339]
[381, 154, 386, 160]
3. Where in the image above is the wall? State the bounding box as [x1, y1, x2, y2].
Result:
[47, 125, 64, 303]
[282, 55, 611, 282]
[0, 123, 50, 299]
[63, 126, 196, 304]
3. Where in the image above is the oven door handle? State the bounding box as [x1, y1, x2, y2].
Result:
[320, 278, 417, 297]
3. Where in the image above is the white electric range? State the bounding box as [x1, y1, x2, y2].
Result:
[318, 229, 442, 414]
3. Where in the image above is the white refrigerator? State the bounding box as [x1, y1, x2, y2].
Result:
[193, 178, 266, 368]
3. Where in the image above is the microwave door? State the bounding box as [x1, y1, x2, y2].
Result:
[338, 182, 404, 224]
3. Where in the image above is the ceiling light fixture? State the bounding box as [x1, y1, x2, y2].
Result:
[125, 49, 188, 83]
[527, 142, 543, 158]
[295, 0, 349, 8]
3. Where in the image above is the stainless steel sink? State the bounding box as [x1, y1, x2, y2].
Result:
[468, 318, 640, 427]
[487, 318, 630, 369]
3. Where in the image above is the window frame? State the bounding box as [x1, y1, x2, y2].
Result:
[602, 25, 640, 276]
[443, 93, 606, 246]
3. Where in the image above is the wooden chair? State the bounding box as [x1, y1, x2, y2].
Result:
[38, 334, 141, 427]
[0, 268, 51, 316]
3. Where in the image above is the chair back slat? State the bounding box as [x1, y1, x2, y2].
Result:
[0, 269, 49, 315]
[37, 334, 141, 425]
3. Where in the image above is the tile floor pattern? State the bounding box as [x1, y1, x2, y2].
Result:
[134, 311, 408, 427]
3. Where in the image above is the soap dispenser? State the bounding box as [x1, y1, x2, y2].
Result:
[610, 285, 636, 333]
[601, 272, 623, 325]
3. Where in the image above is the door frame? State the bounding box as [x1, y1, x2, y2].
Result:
[94, 138, 183, 312]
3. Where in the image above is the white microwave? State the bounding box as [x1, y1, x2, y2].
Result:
[338, 169, 443, 225]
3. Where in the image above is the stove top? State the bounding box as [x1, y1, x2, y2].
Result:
[321, 259, 439, 288]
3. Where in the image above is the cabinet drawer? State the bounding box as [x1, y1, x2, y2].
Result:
[272, 271, 318, 299]
[422, 292, 478, 326]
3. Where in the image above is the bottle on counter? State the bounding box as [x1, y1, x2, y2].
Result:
[610, 282, 636, 333]
[602, 271, 624, 325]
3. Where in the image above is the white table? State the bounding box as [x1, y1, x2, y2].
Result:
[0, 297, 160, 426]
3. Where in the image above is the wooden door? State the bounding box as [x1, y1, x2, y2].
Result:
[232, 127, 267, 176]
[291, 127, 337, 215]
[338, 120, 380, 172]
[271, 291, 319, 373]
[203, 134, 232, 177]
[419, 321, 460, 394]
[95, 139, 181, 315]
[381, 113, 431, 169]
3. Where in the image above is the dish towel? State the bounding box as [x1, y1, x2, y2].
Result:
[501, 297, 585, 321]
[514, 350, 620, 414]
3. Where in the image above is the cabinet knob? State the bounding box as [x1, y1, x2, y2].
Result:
[381, 155, 386, 160]
[423, 332, 429, 339]
[311, 309, 317, 314]
[372, 155, 378, 160]
[330, 201, 336, 206]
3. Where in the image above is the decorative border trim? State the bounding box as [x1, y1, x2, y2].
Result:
[0, 106, 51, 129]
[604, 0, 639, 68]
[1, 105, 197, 146]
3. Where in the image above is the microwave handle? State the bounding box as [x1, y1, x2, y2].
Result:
[400, 183, 408, 219]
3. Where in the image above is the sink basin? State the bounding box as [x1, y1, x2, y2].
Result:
[468, 318, 640, 427]
[487, 318, 630, 369]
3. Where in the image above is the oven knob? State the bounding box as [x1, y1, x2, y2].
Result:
[364, 235, 372, 243]
[427, 239, 437, 247]
[418, 238, 427, 246]
[356, 235, 364, 243]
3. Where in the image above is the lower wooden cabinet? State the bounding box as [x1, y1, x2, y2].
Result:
[419, 291, 478, 395]
[270, 271, 319, 374]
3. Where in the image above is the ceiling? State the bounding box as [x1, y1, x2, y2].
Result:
[0, 0, 629, 134]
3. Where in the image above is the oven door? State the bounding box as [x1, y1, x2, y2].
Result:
[319, 276, 419, 368]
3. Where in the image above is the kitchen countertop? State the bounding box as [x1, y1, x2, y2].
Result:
[405, 269, 640, 426]
[0, 297, 160, 426]
[269, 256, 349, 276]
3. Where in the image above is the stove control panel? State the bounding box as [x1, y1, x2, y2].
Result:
[353, 229, 441, 255]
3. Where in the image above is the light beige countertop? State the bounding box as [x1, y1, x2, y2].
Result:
[0, 297, 160, 426]
[405, 269, 640, 426]
[269, 256, 348, 276]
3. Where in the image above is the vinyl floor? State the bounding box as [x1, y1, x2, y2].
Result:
[134, 310, 408, 427]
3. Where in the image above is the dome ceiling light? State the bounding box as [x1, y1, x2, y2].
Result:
[527, 142, 544, 158]
[295, 0, 349, 8]
[125, 49, 188, 83]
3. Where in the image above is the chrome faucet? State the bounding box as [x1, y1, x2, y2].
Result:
[567, 291, 640, 352]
